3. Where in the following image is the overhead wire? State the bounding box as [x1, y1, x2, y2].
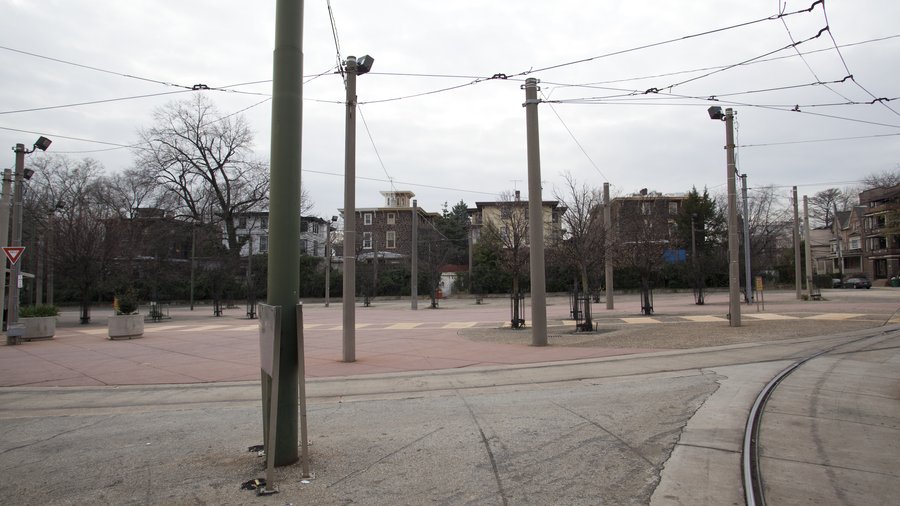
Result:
[819, 0, 900, 117]
[539, 90, 610, 182]
[738, 132, 900, 148]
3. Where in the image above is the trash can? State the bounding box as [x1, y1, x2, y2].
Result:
[891, 277, 899, 287]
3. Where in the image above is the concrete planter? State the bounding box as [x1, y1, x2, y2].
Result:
[108, 314, 144, 340]
[21, 316, 56, 340]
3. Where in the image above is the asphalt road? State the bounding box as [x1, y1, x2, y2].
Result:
[1, 324, 897, 505]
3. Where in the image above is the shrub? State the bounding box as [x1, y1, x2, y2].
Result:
[19, 304, 59, 318]
[115, 289, 139, 315]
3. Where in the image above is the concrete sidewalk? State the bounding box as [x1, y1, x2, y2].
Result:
[1, 289, 897, 387]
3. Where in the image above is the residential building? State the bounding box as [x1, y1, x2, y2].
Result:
[468, 190, 566, 246]
[610, 189, 688, 258]
[229, 211, 329, 257]
[861, 184, 900, 280]
[338, 190, 440, 262]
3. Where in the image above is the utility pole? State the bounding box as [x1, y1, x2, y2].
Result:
[6, 144, 27, 336]
[342, 56, 358, 362]
[523, 78, 547, 346]
[411, 199, 418, 310]
[724, 108, 741, 327]
[803, 195, 814, 299]
[740, 174, 752, 303]
[265, 0, 304, 466]
[604, 182, 614, 309]
[792, 186, 802, 299]
[0, 169, 11, 329]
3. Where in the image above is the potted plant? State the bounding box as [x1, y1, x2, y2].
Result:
[20, 304, 59, 341]
[108, 289, 144, 339]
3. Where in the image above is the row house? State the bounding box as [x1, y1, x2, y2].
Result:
[828, 183, 900, 281]
[338, 190, 440, 262]
[230, 211, 330, 257]
[468, 190, 566, 246]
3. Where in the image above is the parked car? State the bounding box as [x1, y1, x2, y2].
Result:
[843, 277, 871, 289]
[831, 278, 842, 288]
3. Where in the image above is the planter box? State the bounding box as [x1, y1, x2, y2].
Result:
[22, 316, 56, 341]
[108, 314, 144, 339]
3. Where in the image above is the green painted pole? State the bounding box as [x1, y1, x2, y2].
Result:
[266, 0, 303, 466]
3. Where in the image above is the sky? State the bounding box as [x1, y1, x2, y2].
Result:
[1, 0, 898, 221]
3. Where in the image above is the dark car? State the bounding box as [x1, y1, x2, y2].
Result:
[843, 277, 871, 289]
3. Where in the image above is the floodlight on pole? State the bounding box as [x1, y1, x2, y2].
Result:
[6, 136, 51, 344]
[708, 108, 741, 327]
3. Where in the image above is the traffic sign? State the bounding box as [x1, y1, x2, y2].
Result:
[2, 247, 25, 265]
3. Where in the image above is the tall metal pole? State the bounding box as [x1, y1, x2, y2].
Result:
[266, 0, 304, 466]
[604, 182, 614, 309]
[0, 169, 12, 328]
[523, 78, 547, 346]
[6, 145, 26, 335]
[411, 199, 418, 310]
[189, 221, 196, 310]
[792, 186, 802, 299]
[324, 221, 331, 307]
[740, 174, 752, 303]
[803, 195, 813, 299]
[724, 109, 741, 327]
[342, 56, 358, 362]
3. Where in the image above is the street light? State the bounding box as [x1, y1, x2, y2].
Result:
[342, 54, 374, 363]
[708, 107, 741, 327]
[6, 136, 51, 343]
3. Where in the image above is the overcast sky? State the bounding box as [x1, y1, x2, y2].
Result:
[1, 0, 898, 219]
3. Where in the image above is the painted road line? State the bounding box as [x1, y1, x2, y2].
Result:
[803, 313, 866, 320]
[621, 317, 662, 324]
[386, 323, 422, 330]
[443, 322, 477, 329]
[302, 323, 327, 329]
[682, 315, 729, 322]
[744, 313, 797, 320]
[187, 325, 233, 332]
[76, 328, 109, 335]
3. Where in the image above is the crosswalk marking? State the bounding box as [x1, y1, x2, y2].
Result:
[682, 315, 728, 322]
[387, 323, 422, 330]
[804, 313, 865, 320]
[443, 322, 476, 329]
[744, 313, 797, 320]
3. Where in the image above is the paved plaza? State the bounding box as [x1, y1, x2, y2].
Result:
[1, 288, 897, 387]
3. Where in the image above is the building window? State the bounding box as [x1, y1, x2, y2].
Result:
[260, 216, 268, 229]
[259, 235, 268, 253]
[641, 202, 652, 215]
[300, 239, 308, 253]
[310, 222, 319, 234]
[364, 213, 373, 226]
[849, 237, 861, 250]
[313, 240, 319, 255]
[668, 201, 678, 215]
[362, 232, 373, 249]
[239, 216, 247, 229]
[387, 213, 396, 225]
[386, 231, 396, 249]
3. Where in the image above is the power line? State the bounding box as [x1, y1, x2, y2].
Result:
[540, 34, 900, 92]
[820, 0, 900, 118]
[303, 168, 497, 196]
[0, 89, 192, 115]
[540, 91, 610, 182]
[357, 104, 396, 192]
[738, 132, 900, 148]
[510, 1, 820, 78]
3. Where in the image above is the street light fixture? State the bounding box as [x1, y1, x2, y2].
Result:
[342, 54, 374, 363]
[708, 107, 741, 327]
[6, 136, 52, 343]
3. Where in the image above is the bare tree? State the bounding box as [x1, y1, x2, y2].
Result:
[135, 94, 269, 257]
[862, 167, 900, 189]
[613, 197, 671, 314]
[553, 172, 604, 293]
[808, 188, 845, 229]
[491, 191, 530, 295]
[744, 185, 793, 276]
